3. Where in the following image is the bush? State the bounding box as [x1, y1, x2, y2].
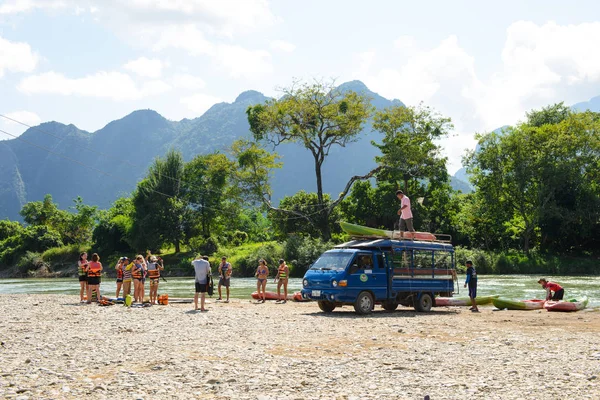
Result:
[42, 244, 88, 265]
[17, 251, 48, 276]
[284, 234, 332, 277]
[235, 242, 284, 276]
[189, 236, 220, 256]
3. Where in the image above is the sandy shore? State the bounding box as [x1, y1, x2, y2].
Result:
[0, 295, 599, 400]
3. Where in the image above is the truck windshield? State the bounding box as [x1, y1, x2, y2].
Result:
[309, 252, 353, 271]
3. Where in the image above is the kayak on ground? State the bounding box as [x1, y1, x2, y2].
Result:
[544, 297, 588, 312]
[435, 295, 499, 307]
[492, 298, 546, 310]
[251, 291, 306, 301]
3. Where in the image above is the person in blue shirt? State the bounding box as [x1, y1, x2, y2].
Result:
[463, 260, 479, 312]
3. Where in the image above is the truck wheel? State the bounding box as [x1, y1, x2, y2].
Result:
[414, 293, 433, 312]
[354, 291, 374, 315]
[382, 301, 399, 312]
[318, 301, 336, 313]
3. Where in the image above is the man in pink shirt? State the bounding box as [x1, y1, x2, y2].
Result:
[396, 190, 415, 233]
[538, 278, 565, 300]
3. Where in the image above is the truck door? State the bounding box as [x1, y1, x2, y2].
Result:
[347, 252, 387, 300]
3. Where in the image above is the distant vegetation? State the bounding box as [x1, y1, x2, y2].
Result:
[1, 82, 598, 278]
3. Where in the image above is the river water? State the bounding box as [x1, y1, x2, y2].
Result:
[0, 275, 597, 308]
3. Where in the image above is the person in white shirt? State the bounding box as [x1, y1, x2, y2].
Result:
[192, 255, 211, 311]
[396, 190, 415, 233]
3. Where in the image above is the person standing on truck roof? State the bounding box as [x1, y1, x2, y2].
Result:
[396, 190, 415, 233]
[463, 260, 479, 312]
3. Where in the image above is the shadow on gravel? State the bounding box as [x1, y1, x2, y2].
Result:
[302, 309, 460, 319]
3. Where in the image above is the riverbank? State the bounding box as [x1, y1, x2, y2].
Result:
[1, 294, 599, 399]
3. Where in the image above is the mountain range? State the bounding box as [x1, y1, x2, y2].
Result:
[1, 81, 476, 220]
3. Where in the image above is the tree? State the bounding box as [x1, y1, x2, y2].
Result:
[465, 109, 600, 253]
[246, 80, 379, 240]
[182, 153, 235, 238]
[372, 104, 453, 232]
[93, 197, 134, 255]
[131, 150, 186, 253]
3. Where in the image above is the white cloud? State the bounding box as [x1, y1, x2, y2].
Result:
[180, 93, 222, 115]
[0, 0, 66, 14]
[18, 71, 171, 100]
[123, 57, 164, 78]
[270, 40, 296, 53]
[0, 110, 41, 139]
[394, 35, 416, 49]
[215, 45, 273, 79]
[0, 35, 38, 77]
[171, 73, 206, 90]
[151, 24, 214, 55]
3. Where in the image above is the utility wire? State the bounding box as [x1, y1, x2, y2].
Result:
[0, 127, 324, 221]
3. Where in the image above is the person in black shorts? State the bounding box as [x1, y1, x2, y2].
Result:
[217, 256, 232, 302]
[463, 260, 479, 312]
[192, 255, 211, 311]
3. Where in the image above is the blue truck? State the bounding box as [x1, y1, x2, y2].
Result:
[300, 237, 457, 314]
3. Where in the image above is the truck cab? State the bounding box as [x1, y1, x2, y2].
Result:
[301, 238, 456, 314]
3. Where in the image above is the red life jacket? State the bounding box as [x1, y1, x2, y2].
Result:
[87, 261, 102, 278]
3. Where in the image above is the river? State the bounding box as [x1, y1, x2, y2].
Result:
[0, 275, 597, 308]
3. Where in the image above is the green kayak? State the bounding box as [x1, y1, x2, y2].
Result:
[492, 298, 546, 310]
[435, 295, 499, 307]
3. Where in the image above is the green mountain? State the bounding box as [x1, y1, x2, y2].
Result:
[1, 81, 468, 220]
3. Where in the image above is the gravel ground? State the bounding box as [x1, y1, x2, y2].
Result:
[0, 294, 599, 400]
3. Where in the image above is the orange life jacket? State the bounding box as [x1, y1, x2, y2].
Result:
[131, 263, 145, 279]
[87, 261, 102, 278]
[147, 262, 161, 279]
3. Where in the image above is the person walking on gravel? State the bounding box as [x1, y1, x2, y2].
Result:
[217, 256, 232, 303]
[463, 260, 479, 312]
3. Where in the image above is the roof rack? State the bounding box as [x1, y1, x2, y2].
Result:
[348, 231, 452, 244]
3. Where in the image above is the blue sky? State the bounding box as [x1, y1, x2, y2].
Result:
[1, 0, 600, 173]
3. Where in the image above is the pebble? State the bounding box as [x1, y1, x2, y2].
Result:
[0, 294, 599, 399]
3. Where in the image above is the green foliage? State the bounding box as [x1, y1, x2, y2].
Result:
[188, 235, 220, 256]
[283, 234, 332, 277]
[93, 197, 134, 255]
[246, 79, 375, 240]
[42, 244, 88, 265]
[131, 150, 187, 252]
[270, 191, 341, 239]
[0, 220, 23, 241]
[466, 108, 600, 253]
[17, 251, 47, 276]
[232, 242, 284, 276]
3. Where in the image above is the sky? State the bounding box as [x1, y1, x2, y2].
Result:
[2, 0, 600, 174]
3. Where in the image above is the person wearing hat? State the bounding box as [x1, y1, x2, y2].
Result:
[538, 278, 564, 300]
[463, 260, 479, 312]
[146, 255, 164, 304]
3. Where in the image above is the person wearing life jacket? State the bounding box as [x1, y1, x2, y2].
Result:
[115, 257, 127, 298]
[146, 255, 164, 304]
[122, 257, 133, 298]
[86, 253, 103, 304]
[217, 256, 232, 303]
[131, 255, 147, 303]
[77, 252, 89, 303]
[275, 259, 289, 304]
[538, 278, 565, 300]
[255, 259, 269, 303]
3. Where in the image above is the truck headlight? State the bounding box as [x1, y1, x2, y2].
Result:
[303, 279, 308, 287]
[332, 280, 338, 287]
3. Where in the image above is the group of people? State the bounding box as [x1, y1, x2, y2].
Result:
[463, 260, 566, 312]
[77, 251, 164, 304]
[191, 255, 290, 311]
